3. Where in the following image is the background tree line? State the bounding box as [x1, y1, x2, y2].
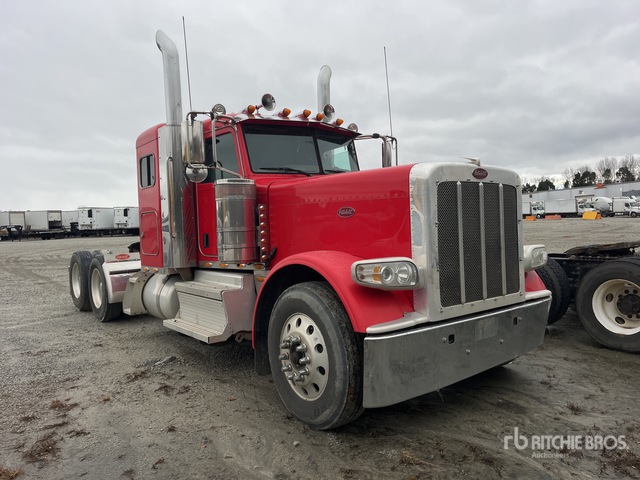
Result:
[522, 154, 639, 193]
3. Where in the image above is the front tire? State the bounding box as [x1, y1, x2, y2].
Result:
[268, 282, 363, 430]
[575, 258, 640, 352]
[89, 257, 122, 322]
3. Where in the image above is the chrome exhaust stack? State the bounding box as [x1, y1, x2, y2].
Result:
[155, 30, 196, 273]
[317, 65, 332, 120]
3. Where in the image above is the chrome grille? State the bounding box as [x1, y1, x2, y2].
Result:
[437, 181, 519, 307]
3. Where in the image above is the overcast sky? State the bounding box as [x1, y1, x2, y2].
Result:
[1, 1, 638, 211]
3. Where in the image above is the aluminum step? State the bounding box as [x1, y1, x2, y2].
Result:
[163, 270, 255, 344]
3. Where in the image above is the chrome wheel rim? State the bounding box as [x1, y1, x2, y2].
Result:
[278, 313, 329, 401]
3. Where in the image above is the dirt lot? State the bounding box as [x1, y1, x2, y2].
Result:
[1, 218, 639, 479]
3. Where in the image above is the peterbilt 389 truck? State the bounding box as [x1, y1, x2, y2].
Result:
[69, 30, 551, 429]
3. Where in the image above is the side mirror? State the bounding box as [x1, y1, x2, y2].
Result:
[182, 119, 205, 166]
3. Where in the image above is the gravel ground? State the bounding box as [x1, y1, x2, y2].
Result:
[1, 218, 639, 479]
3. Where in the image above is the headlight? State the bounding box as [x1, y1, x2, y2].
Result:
[523, 244, 548, 272]
[351, 258, 421, 290]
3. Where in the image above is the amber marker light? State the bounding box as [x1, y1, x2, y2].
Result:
[315, 113, 325, 121]
[246, 105, 257, 114]
[279, 108, 291, 118]
[334, 118, 344, 126]
[302, 109, 311, 118]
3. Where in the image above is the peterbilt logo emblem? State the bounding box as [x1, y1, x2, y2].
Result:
[472, 168, 488, 179]
[337, 207, 355, 218]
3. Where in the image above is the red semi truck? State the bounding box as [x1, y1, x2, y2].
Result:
[69, 30, 551, 429]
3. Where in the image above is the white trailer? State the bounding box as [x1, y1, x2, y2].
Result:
[62, 210, 79, 229]
[24, 210, 63, 232]
[113, 206, 139, 232]
[77, 207, 115, 233]
[9, 211, 26, 228]
[544, 199, 595, 217]
[0, 211, 9, 226]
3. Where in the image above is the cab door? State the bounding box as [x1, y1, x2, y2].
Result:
[196, 130, 242, 261]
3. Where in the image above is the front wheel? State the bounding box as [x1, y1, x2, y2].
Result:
[89, 257, 122, 322]
[268, 282, 363, 430]
[575, 258, 640, 352]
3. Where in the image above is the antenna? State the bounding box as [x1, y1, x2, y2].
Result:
[182, 16, 193, 111]
[384, 47, 393, 138]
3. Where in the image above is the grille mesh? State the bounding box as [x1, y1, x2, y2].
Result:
[437, 181, 519, 307]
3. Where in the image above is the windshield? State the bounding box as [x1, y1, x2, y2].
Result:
[243, 124, 359, 175]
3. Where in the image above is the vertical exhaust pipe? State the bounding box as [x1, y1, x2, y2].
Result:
[155, 30, 195, 273]
[156, 30, 183, 126]
[317, 65, 332, 114]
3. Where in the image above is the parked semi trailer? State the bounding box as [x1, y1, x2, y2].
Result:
[68, 30, 551, 429]
[77, 207, 116, 236]
[24, 210, 66, 239]
[113, 206, 139, 235]
[543, 199, 595, 217]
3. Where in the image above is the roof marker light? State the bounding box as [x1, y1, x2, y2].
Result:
[245, 104, 257, 115]
[315, 113, 325, 121]
[279, 108, 291, 118]
[334, 118, 344, 126]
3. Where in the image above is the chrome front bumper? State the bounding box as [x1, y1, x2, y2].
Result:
[362, 296, 551, 408]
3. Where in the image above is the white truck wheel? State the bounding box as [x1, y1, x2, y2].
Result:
[69, 251, 93, 311]
[88, 257, 123, 322]
[576, 257, 640, 353]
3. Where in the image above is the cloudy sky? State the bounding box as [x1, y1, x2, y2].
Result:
[1, 0, 638, 211]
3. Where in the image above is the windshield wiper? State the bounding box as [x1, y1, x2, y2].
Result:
[323, 169, 349, 174]
[259, 167, 312, 177]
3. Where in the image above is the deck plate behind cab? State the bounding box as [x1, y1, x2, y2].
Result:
[564, 241, 640, 256]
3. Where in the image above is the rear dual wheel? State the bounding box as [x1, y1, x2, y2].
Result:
[576, 257, 640, 353]
[536, 258, 571, 325]
[69, 250, 121, 321]
[89, 257, 122, 322]
[70, 251, 93, 311]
